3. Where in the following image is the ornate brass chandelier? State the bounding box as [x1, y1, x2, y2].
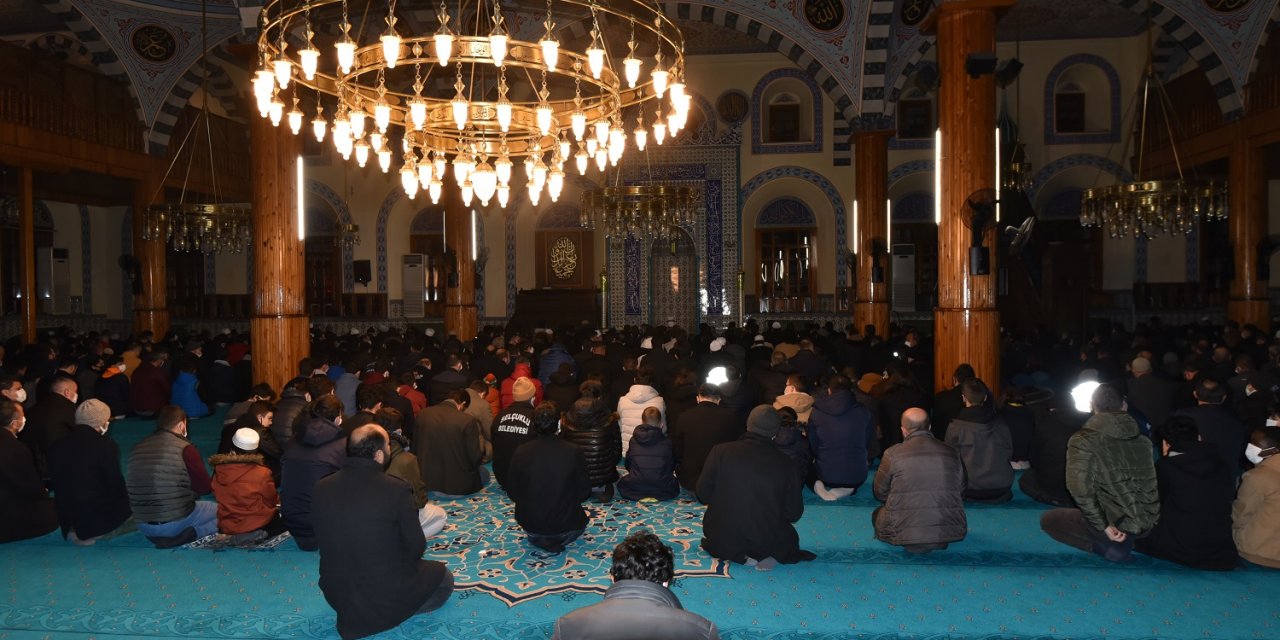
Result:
[253, 0, 690, 208]
[1079, 0, 1226, 239]
[581, 166, 697, 240]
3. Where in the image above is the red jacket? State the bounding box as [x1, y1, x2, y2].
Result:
[500, 364, 543, 409]
[398, 384, 428, 413]
[129, 360, 172, 414]
[210, 453, 278, 535]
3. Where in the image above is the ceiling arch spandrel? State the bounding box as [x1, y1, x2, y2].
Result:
[70, 0, 241, 129]
[1156, 0, 1274, 91]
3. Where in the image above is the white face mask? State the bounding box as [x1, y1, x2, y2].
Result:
[1267, 419, 1278, 427]
[15, 416, 25, 433]
[14, 388, 26, 404]
[70, 393, 79, 404]
[1245, 443, 1269, 465]
[117, 364, 126, 373]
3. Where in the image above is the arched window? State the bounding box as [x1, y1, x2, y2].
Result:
[304, 205, 341, 317]
[1045, 54, 1121, 144]
[756, 197, 816, 312]
[752, 69, 823, 154]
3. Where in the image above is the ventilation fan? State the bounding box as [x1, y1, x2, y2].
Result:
[961, 189, 998, 275]
[999, 187, 1036, 258]
[117, 254, 143, 295]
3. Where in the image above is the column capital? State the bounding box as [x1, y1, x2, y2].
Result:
[848, 114, 895, 136]
[920, 0, 1016, 32]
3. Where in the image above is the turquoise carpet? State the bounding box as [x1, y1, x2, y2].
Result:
[2, 411, 1278, 639]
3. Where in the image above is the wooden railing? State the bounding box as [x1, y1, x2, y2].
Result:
[178, 293, 390, 320]
[1245, 72, 1280, 113]
[0, 85, 145, 153]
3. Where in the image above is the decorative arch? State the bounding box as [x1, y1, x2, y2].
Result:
[751, 68, 823, 154]
[35, 0, 142, 128]
[375, 188, 404, 293]
[884, 41, 935, 119]
[756, 197, 815, 227]
[887, 159, 935, 187]
[1027, 153, 1132, 202]
[27, 32, 93, 69]
[1043, 54, 1122, 145]
[148, 42, 244, 155]
[305, 179, 355, 292]
[409, 207, 445, 234]
[893, 191, 935, 223]
[740, 166, 847, 288]
[860, 0, 900, 116]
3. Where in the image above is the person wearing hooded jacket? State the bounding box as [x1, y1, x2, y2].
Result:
[501, 358, 544, 409]
[1134, 416, 1238, 570]
[1041, 383, 1159, 563]
[617, 366, 665, 457]
[772, 374, 815, 425]
[210, 428, 286, 538]
[872, 408, 967, 553]
[617, 407, 679, 501]
[170, 362, 209, 419]
[945, 379, 1015, 503]
[697, 405, 814, 569]
[807, 375, 875, 500]
[94, 358, 131, 418]
[281, 395, 347, 551]
[560, 396, 622, 501]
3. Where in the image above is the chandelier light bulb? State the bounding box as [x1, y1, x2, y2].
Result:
[634, 126, 648, 151]
[273, 58, 292, 89]
[548, 168, 564, 202]
[299, 47, 320, 80]
[350, 110, 367, 138]
[287, 107, 304, 135]
[268, 98, 285, 127]
[418, 162, 432, 186]
[528, 181, 542, 206]
[451, 96, 469, 130]
[355, 141, 370, 167]
[381, 33, 402, 68]
[575, 149, 588, 175]
[370, 132, 384, 152]
[536, 104, 554, 136]
[428, 178, 443, 204]
[558, 138, 571, 159]
[378, 148, 392, 173]
[410, 98, 427, 130]
[497, 183, 510, 208]
[667, 111, 679, 134]
[489, 33, 509, 67]
[652, 68, 669, 97]
[312, 116, 327, 142]
[571, 111, 587, 141]
[623, 56, 642, 88]
[433, 33, 453, 66]
[401, 166, 419, 198]
[669, 80, 686, 103]
[594, 120, 609, 147]
[335, 39, 356, 74]
[461, 180, 474, 207]
[533, 160, 548, 189]
[495, 155, 513, 185]
[586, 138, 598, 156]
[523, 155, 535, 178]
[496, 98, 513, 132]
[471, 162, 498, 205]
[374, 102, 392, 134]
[653, 120, 667, 145]
[594, 149, 607, 171]
[539, 37, 559, 71]
[586, 45, 605, 79]
[609, 125, 625, 151]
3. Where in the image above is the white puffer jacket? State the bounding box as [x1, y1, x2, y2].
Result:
[616, 384, 666, 457]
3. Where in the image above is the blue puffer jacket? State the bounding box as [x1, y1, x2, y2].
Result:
[617, 424, 679, 501]
[170, 371, 210, 418]
[537, 344, 576, 387]
[807, 389, 875, 488]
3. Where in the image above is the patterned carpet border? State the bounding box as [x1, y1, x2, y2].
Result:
[424, 493, 730, 606]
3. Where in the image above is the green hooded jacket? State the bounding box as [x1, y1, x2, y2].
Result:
[1065, 412, 1159, 534]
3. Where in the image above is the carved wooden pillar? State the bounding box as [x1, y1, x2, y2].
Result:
[853, 130, 892, 340]
[1226, 124, 1268, 332]
[931, 0, 1011, 393]
[18, 167, 36, 343]
[132, 172, 169, 338]
[443, 185, 477, 341]
[249, 115, 308, 393]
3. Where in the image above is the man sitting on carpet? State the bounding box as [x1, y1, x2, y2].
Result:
[313, 424, 455, 640]
[210, 428, 287, 542]
[414, 388, 486, 496]
[1041, 384, 1159, 563]
[492, 377, 538, 491]
[374, 407, 447, 539]
[806, 374, 875, 500]
[552, 530, 720, 640]
[126, 405, 219, 545]
[507, 401, 592, 553]
[1232, 426, 1280, 568]
[47, 399, 132, 545]
[945, 378, 1015, 503]
[697, 405, 814, 570]
[0, 399, 59, 543]
[872, 408, 967, 553]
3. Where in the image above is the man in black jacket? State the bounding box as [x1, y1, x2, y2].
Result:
[507, 402, 591, 553]
[428, 354, 469, 406]
[552, 530, 719, 639]
[414, 389, 485, 496]
[672, 384, 741, 492]
[931, 364, 974, 441]
[1172, 378, 1247, 476]
[492, 378, 538, 490]
[0, 400, 58, 543]
[47, 400, 132, 545]
[1019, 401, 1088, 507]
[19, 376, 78, 477]
[697, 405, 814, 570]
[314, 424, 454, 640]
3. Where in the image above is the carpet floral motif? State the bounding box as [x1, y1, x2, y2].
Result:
[425, 492, 730, 606]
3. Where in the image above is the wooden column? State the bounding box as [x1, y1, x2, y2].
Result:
[853, 130, 892, 340]
[249, 115, 308, 394]
[931, 0, 1011, 393]
[18, 167, 36, 343]
[1226, 125, 1268, 332]
[444, 186, 477, 341]
[132, 172, 169, 338]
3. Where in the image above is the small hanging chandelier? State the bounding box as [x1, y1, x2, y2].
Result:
[1079, 0, 1226, 239]
[581, 160, 697, 240]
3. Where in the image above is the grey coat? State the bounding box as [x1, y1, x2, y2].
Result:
[872, 430, 967, 546]
[552, 580, 719, 640]
[945, 406, 1014, 494]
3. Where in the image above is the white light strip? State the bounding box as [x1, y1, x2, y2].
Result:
[934, 128, 942, 225]
[994, 127, 1001, 223]
[471, 209, 478, 261]
[851, 200, 858, 256]
[297, 156, 305, 241]
[886, 198, 892, 247]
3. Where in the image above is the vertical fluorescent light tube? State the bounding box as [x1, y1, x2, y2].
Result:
[994, 127, 1002, 223]
[934, 128, 942, 225]
[851, 200, 858, 255]
[886, 198, 892, 247]
[297, 156, 305, 241]
[470, 209, 478, 260]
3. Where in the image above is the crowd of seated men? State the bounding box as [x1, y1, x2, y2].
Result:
[2, 315, 1278, 639]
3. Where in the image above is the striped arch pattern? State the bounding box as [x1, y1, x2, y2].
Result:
[884, 40, 935, 118]
[1026, 153, 1133, 202]
[740, 166, 847, 289]
[661, 2, 856, 127]
[861, 0, 898, 115]
[28, 32, 92, 67]
[35, 0, 139, 122]
[305, 179, 356, 293]
[148, 43, 243, 155]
